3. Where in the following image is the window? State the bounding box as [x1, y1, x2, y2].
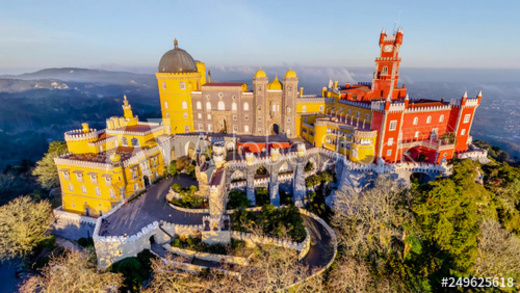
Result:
[68, 183, 73, 192]
[233, 115, 237, 121]
[95, 187, 101, 196]
[131, 137, 139, 147]
[386, 149, 392, 156]
[365, 114, 370, 121]
[63, 171, 70, 180]
[244, 125, 249, 132]
[232, 103, 237, 111]
[121, 136, 129, 146]
[272, 104, 276, 112]
[218, 101, 225, 110]
[439, 115, 444, 122]
[348, 109, 351, 116]
[180, 81, 185, 90]
[233, 125, 238, 133]
[244, 102, 249, 111]
[351, 149, 358, 158]
[258, 128, 262, 134]
[76, 173, 83, 182]
[414, 131, 420, 138]
[197, 113, 202, 119]
[287, 107, 291, 113]
[90, 174, 97, 184]
[99, 146, 103, 153]
[287, 118, 291, 123]
[463, 114, 471, 123]
[105, 176, 111, 185]
[426, 116, 432, 124]
[258, 117, 262, 122]
[207, 114, 212, 120]
[461, 129, 466, 135]
[388, 137, 394, 146]
[81, 185, 87, 194]
[185, 125, 190, 133]
[244, 114, 249, 121]
[356, 111, 360, 118]
[258, 106, 262, 112]
[302, 105, 307, 113]
[381, 66, 388, 75]
[206, 102, 211, 110]
[288, 86, 292, 92]
[413, 117, 418, 125]
[134, 182, 139, 192]
[196, 101, 202, 109]
[181, 101, 187, 109]
[218, 92, 223, 98]
[319, 105, 324, 111]
[183, 112, 188, 119]
[232, 95, 236, 100]
[162, 81, 166, 90]
[389, 120, 397, 131]
[164, 101, 168, 109]
[166, 113, 169, 118]
[257, 85, 262, 91]
[208, 124, 213, 131]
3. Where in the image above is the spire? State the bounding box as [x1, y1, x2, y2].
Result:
[463, 91, 467, 98]
[386, 92, 392, 102]
[398, 27, 403, 33]
[477, 90, 482, 97]
[405, 93, 409, 101]
[174, 38, 178, 48]
[381, 28, 386, 34]
[123, 94, 129, 106]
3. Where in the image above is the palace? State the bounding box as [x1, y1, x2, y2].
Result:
[55, 27, 482, 217]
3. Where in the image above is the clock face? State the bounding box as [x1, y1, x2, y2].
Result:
[383, 45, 393, 52]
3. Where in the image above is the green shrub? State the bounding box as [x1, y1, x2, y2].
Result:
[227, 190, 250, 209]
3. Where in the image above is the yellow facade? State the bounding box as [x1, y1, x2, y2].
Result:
[57, 97, 167, 217]
[349, 130, 377, 164]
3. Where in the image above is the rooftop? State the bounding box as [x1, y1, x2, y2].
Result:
[202, 82, 245, 87]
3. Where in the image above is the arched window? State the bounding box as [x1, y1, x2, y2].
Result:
[182, 101, 188, 109]
[244, 102, 249, 111]
[302, 105, 307, 113]
[232, 103, 237, 111]
[164, 101, 168, 109]
[414, 131, 420, 138]
[206, 102, 211, 110]
[81, 185, 87, 194]
[287, 107, 291, 113]
[439, 115, 444, 122]
[365, 114, 370, 121]
[185, 125, 190, 133]
[382, 66, 388, 75]
[413, 117, 418, 125]
[272, 104, 276, 112]
[196, 101, 202, 109]
[218, 101, 225, 110]
[95, 187, 101, 196]
[131, 137, 139, 147]
[162, 81, 166, 90]
[68, 183, 73, 192]
[356, 111, 360, 118]
[109, 189, 115, 198]
[258, 106, 262, 112]
[426, 116, 432, 124]
[319, 105, 324, 111]
[121, 137, 128, 146]
[348, 109, 351, 116]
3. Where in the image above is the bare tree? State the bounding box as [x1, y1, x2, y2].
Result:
[19, 250, 123, 293]
[474, 218, 520, 278]
[332, 176, 413, 261]
[0, 196, 53, 260]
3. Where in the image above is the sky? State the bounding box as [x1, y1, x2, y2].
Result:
[1, 0, 519, 74]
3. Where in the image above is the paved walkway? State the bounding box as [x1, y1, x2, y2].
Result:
[101, 178, 206, 236]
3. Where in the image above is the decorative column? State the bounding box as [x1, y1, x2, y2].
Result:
[292, 144, 306, 207]
[269, 148, 280, 206]
[245, 152, 256, 206]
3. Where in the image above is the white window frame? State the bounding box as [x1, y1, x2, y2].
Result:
[233, 125, 238, 133]
[162, 81, 166, 90]
[426, 116, 432, 124]
[218, 101, 225, 110]
[164, 101, 168, 109]
[389, 120, 397, 131]
[388, 137, 394, 146]
[319, 105, 324, 111]
[386, 149, 392, 156]
[81, 185, 87, 194]
[232, 103, 237, 111]
[461, 129, 466, 135]
[244, 125, 249, 132]
[302, 105, 307, 113]
[206, 102, 211, 110]
[414, 131, 420, 138]
[413, 117, 418, 125]
[244, 102, 249, 111]
[68, 183, 73, 192]
[196, 101, 202, 109]
[439, 115, 444, 122]
[183, 112, 188, 119]
[76, 173, 83, 182]
[182, 101, 188, 109]
[463, 114, 471, 123]
[95, 186, 101, 196]
[180, 81, 185, 90]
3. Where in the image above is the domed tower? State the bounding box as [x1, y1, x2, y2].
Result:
[282, 69, 298, 138]
[253, 68, 268, 135]
[156, 39, 207, 134]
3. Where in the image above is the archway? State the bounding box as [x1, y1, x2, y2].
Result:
[218, 118, 227, 133]
[270, 123, 280, 135]
[149, 235, 156, 245]
[185, 141, 196, 158]
[255, 165, 269, 179]
[410, 172, 433, 185]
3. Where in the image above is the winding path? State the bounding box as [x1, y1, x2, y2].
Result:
[100, 177, 336, 270]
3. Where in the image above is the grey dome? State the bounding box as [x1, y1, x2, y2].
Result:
[158, 40, 198, 73]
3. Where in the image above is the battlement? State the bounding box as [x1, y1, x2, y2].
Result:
[64, 128, 103, 142]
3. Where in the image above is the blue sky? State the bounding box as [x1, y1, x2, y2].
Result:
[1, 0, 519, 74]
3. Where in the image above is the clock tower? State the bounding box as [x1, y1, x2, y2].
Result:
[371, 27, 404, 100]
